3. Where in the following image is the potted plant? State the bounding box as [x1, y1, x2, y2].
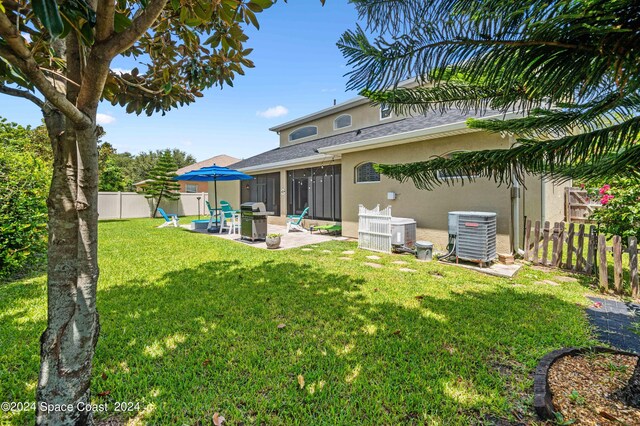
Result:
[265, 233, 282, 249]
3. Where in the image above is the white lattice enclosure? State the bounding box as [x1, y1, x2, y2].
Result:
[358, 204, 392, 253]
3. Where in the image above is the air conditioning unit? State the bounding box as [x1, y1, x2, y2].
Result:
[448, 211, 497, 265]
[391, 217, 416, 248]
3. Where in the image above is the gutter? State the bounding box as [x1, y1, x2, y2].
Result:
[236, 153, 338, 174]
[318, 111, 523, 155]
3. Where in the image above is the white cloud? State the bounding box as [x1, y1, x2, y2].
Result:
[181, 140, 193, 147]
[256, 105, 289, 118]
[96, 113, 116, 125]
[111, 67, 132, 75]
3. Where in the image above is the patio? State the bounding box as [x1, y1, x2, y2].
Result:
[185, 223, 349, 249]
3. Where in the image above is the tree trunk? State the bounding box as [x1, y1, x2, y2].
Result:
[36, 109, 100, 425]
[616, 358, 640, 408]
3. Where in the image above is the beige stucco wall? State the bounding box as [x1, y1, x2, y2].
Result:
[278, 103, 405, 147]
[340, 132, 515, 252]
[208, 180, 241, 209]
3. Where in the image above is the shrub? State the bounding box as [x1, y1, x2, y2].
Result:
[589, 177, 640, 239]
[0, 120, 50, 281]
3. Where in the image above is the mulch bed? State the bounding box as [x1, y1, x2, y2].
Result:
[548, 353, 640, 425]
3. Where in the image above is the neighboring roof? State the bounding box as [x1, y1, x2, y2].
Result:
[175, 154, 240, 175]
[133, 154, 240, 186]
[234, 109, 517, 172]
[133, 179, 152, 186]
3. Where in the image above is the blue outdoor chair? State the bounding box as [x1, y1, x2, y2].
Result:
[287, 206, 309, 233]
[157, 207, 179, 228]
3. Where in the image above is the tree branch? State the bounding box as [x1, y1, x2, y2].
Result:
[99, 0, 168, 57]
[0, 13, 90, 127]
[0, 83, 44, 108]
[95, 0, 115, 42]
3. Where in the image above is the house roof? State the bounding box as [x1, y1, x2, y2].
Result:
[234, 109, 515, 172]
[175, 154, 240, 175]
[268, 78, 420, 132]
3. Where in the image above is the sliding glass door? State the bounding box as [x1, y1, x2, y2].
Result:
[287, 165, 341, 221]
[241, 172, 280, 216]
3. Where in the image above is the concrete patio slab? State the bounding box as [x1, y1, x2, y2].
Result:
[438, 260, 522, 278]
[185, 224, 341, 250]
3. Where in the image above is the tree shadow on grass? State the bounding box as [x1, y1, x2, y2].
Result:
[68, 259, 594, 425]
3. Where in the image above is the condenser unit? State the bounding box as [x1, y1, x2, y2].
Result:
[448, 211, 497, 266]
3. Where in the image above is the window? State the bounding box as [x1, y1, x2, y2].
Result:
[185, 184, 198, 193]
[380, 104, 392, 120]
[334, 114, 352, 129]
[241, 172, 281, 216]
[355, 162, 380, 183]
[288, 126, 318, 142]
[437, 151, 479, 180]
[287, 165, 341, 221]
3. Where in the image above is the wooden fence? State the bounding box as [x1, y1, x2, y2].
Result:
[524, 219, 638, 298]
[565, 187, 601, 223]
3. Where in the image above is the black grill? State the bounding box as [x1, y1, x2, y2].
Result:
[240, 202, 272, 241]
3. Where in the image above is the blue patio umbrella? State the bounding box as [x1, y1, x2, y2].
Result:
[175, 165, 252, 230]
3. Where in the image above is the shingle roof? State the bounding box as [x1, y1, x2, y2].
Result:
[233, 109, 503, 170]
[176, 154, 240, 175]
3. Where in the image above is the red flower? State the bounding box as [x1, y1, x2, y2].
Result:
[599, 184, 611, 195]
[601, 194, 614, 205]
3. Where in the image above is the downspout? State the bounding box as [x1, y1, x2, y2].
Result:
[510, 135, 522, 255]
[541, 176, 546, 225]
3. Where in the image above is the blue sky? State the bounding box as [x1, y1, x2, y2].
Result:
[0, 1, 365, 161]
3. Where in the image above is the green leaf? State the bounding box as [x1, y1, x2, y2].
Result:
[32, 0, 65, 38]
[113, 13, 132, 33]
[250, 0, 274, 9]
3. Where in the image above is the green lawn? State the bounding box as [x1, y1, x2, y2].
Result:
[1, 218, 598, 425]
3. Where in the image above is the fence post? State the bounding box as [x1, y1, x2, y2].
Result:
[598, 234, 608, 291]
[533, 220, 541, 265]
[556, 222, 564, 268]
[551, 223, 560, 267]
[524, 218, 532, 261]
[612, 236, 623, 294]
[566, 223, 575, 270]
[118, 191, 123, 219]
[629, 236, 638, 299]
[586, 225, 597, 274]
[576, 223, 585, 272]
[542, 221, 551, 266]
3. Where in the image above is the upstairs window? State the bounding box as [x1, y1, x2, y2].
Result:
[334, 114, 352, 129]
[380, 104, 392, 120]
[355, 162, 380, 183]
[289, 126, 318, 142]
[185, 184, 198, 193]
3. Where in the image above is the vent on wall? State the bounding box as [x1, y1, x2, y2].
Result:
[448, 211, 497, 265]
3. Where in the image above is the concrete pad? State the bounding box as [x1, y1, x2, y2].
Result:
[301, 248, 313, 252]
[439, 260, 522, 278]
[392, 260, 409, 265]
[554, 276, 579, 283]
[321, 250, 332, 253]
[342, 250, 355, 255]
[364, 262, 383, 268]
[338, 257, 352, 261]
[366, 255, 381, 260]
[535, 280, 560, 286]
[399, 268, 417, 273]
[187, 224, 339, 250]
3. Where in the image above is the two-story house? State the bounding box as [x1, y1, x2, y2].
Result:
[218, 93, 568, 253]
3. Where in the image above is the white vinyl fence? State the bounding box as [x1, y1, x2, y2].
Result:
[358, 204, 392, 253]
[98, 192, 208, 220]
